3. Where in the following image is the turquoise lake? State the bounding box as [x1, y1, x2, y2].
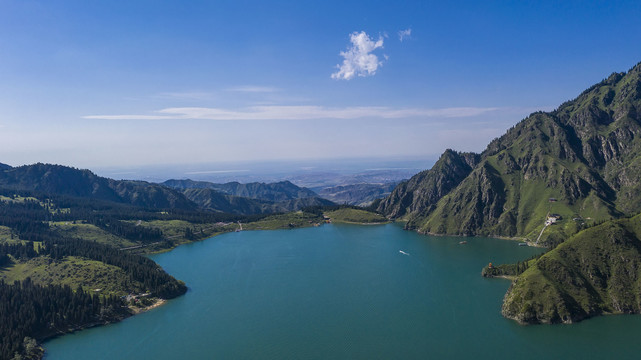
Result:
[45, 223, 641, 359]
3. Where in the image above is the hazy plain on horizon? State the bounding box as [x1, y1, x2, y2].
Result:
[91, 156, 435, 186]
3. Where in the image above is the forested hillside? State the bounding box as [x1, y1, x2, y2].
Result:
[0, 164, 195, 210]
[163, 179, 334, 214]
[163, 179, 318, 201]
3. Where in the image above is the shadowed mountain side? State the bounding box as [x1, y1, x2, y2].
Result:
[182, 188, 334, 215]
[377, 150, 479, 219]
[0, 163, 196, 210]
[162, 179, 317, 202]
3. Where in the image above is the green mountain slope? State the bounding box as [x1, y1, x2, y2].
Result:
[502, 214, 641, 324]
[0, 163, 196, 210]
[182, 188, 334, 215]
[163, 179, 318, 201]
[164, 179, 333, 214]
[377, 149, 479, 219]
[381, 62, 641, 244]
[317, 182, 397, 206]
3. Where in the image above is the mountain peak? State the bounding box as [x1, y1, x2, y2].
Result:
[380, 60, 641, 243]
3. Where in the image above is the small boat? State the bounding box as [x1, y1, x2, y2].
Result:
[518, 242, 528, 246]
[399, 250, 409, 256]
[459, 241, 467, 244]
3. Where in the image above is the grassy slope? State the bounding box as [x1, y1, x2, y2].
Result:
[0, 225, 18, 243]
[0, 256, 146, 296]
[51, 222, 137, 248]
[400, 65, 641, 242]
[134, 219, 238, 249]
[324, 208, 388, 224]
[502, 214, 641, 324]
[243, 211, 323, 230]
[0, 195, 40, 203]
[416, 132, 616, 244]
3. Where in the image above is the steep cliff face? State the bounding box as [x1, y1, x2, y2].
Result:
[411, 161, 510, 235]
[502, 215, 641, 324]
[377, 149, 479, 219]
[381, 62, 641, 241]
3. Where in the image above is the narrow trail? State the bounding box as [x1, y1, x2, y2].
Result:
[535, 223, 549, 245]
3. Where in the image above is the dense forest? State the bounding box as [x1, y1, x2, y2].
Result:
[0, 278, 125, 360]
[40, 237, 186, 298]
[0, 190, 199, 360]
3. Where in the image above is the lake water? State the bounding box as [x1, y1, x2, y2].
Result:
[45, 223, 641, 359]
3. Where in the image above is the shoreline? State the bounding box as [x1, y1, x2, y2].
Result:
[414, 227, 547, 247]
[484, 274, 517, 281]
[329, 220, 391, 225]
[130, 298, 167, 314]
[41, 297, 170, 358]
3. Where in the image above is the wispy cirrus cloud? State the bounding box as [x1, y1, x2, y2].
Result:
[331, 31, 385, 80]
[83, 105, 500, 121]
[398, 28, 412, 42]
[226, 85, 281, 93]
[153, 92, 217, 101]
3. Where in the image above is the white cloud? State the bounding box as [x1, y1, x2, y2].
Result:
[398, 28, 412, 42]
[83, 105, 500, 121]
[331, 31, 384, 80]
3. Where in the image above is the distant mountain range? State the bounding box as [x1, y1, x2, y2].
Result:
[162, 179, 333, 215]
[162, 179, 318, 201]
[0, 164, 334, 215]
[317, 183, 398, 206]
[0, 163, 196, 210]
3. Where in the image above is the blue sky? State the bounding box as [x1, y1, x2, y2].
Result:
[1, 0, 641, 168]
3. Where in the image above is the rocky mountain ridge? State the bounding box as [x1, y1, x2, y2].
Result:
[380, 62, 641, 245]
[0, 164, 335, 215]
[162, 179, 318, 202]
